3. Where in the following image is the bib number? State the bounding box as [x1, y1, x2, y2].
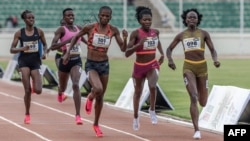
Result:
[143, 37, 158, 50]
[66, 43, 81, 55]
[183, 37, 201, 51]
[92, 33, 111, 48]
[23, 41, 39, 53]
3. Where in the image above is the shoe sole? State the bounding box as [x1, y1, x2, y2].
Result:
[193, 131, 201, 139]
[76, 122, 83, 125]
[24, 121, 30, 124]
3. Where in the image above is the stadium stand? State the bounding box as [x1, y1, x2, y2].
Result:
[164, 1, 248, 29]
[1, 0, 249, 31]
[0, 0, 138, 29]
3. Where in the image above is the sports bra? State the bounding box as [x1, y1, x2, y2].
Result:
[135, 28, 158, 55]
[182, 28, 205, 52]
[60, 25, 81, 55]
[87, 23, 112, 52]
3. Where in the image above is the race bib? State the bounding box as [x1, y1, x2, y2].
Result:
[92, 33, 111, 48]
[143, 37, 158, 50]
[23, 40, 39, 53]
[183, 37, 201, 51]
[66, 43, 81, 55]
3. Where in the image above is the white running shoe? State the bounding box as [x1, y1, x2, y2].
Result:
[148, 109, 158, 124]
[133, 118, 140, 131]
[193, 131, 201, 139]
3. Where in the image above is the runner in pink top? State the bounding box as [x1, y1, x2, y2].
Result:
[125, 6, 164, 131]
[48, 8, 87, 125]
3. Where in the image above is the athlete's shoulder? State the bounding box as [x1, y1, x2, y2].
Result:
[151, 28, 160, 34]
[33, 27, 44, 37]
[14, 29, 22, 37]
[55, 26, 66, 33]
[130, 29, 139, 37]
[109, 24, 119, 31]
[197, 28, 210, 36]
[83, 22, 95, 30]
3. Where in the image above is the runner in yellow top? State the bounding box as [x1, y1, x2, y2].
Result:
[166, 8, 220, 139]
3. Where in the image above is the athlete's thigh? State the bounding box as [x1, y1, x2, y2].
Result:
[70, 65, 82, 84]
[184, 71, 198, 95]
[133, 77, 145, 94]
[58, 71, 69, 89]
[196, 75, 208, 105]
[20, 67, 31, 90]
[146, 68, 158, 88]
[99, 74, 109, 93]
[88, 70, 103, 90]
[30, 69, 42, 88]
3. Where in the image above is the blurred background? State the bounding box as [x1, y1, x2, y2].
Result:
[1, 0, 250, 57]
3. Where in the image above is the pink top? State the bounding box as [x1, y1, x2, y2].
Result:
[135, 28, 159, 55]
[60, 26, 81, 51]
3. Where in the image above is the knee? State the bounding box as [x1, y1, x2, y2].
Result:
[24, 88, 31, 95]
[148, 85, 157, 92]
[134, 93, 141, 99]
[92, 87, 103, 96]
[199, 100, 207, 107]
[190, 93, 198, 104]
[72, 82, 80, 91]
[134, 89, 142, 99]
[35, 89, 42, 94]
[134, 86, 143, 94]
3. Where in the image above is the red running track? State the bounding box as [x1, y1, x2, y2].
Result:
[0, 79, 223, 141]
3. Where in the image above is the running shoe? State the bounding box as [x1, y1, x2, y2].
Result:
[24, 115, 30, 124]
[133, 118, 140, 131]
[93, 125, 103, 137]
[57, 93, 67, 103]
[193, 131, 201, 139]
[75, 115, 83, 125]
[85, 96, 93, 115]
[148, 109, 158, 124]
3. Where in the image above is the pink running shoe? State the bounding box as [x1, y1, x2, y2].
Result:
[75, 115, 83, 125]
[85, 96, 93, 115]
[93, 125, 103, 137]
[57, 93, 67, 103]
[24, 115, 30, 124]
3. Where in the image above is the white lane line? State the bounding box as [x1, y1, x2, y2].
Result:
[0, 91, 150, 141]
[0, 116, 52, 141]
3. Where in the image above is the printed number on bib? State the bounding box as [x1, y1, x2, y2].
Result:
[92, 33, 111, 48]
[143, 37, 158, 50]
[66, 43, 81, 55]
[183, 37, 201, 51]
[23, 41, 39, 53]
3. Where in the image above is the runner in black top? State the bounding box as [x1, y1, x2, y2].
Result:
[10, 10, 48, 124]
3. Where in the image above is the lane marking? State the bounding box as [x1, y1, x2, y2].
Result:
[0, 116, 52, 141]
[0, 91, 150, 141]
